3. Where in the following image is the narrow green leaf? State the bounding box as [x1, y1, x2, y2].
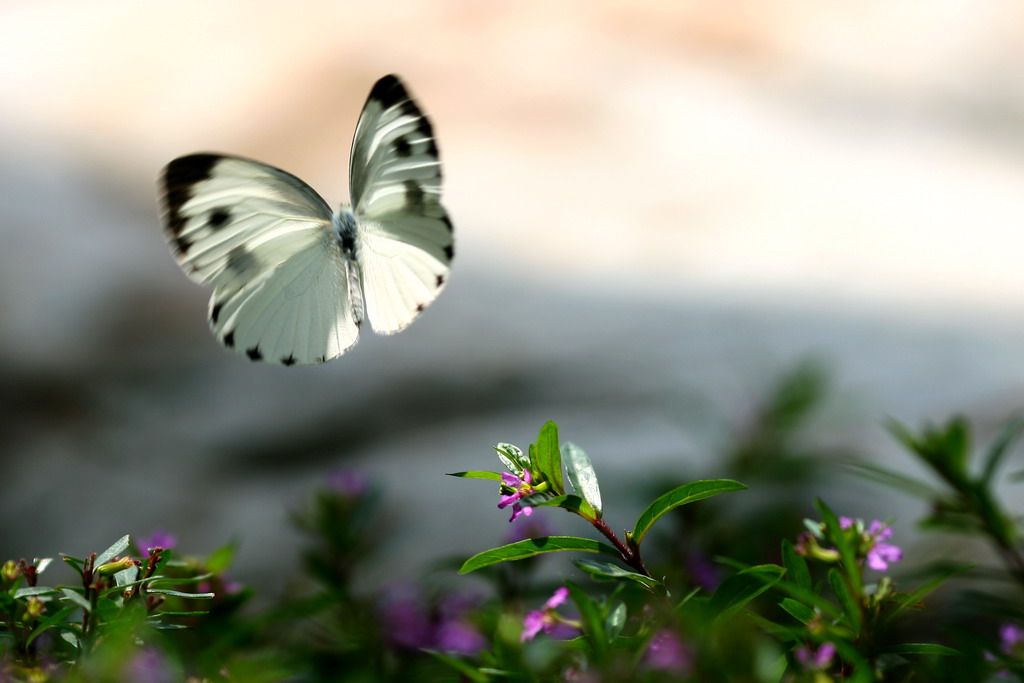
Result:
[632, 480, 747, 545]
[982, 414, 1024, 484]
[779, 598, 815, 624]
[146, 589, 214, 599]
[781, 539, 811, 591]
[843, 460, 946, 501]
[818, 500, 862, 595]
[828, 568, 862, 633]
[573, 559, 663, 592]
[59, 588, 92, 613]
[425, 651, 490, 682]
[27, 605, 77, 646]
[14, 586, 58, 599]
[206, 543, 236, 574]
[710, 564, 784, 620]
[494, 443, 527, 475]
[154, 610, 211, 617]
[532, 421, 564, 494]
[94, 535, 130, 569]
[446, 470, 503, 481]
[563, 442, 602, 517]
[882, 564, 973, 626]
[114, 566, 139, 590]
[459, 536, 621, 574]
[59, 631, 79, 649]
[566, 581, 607, 658]
[605, 601, 627, 639]
[881, 643, 959, 656]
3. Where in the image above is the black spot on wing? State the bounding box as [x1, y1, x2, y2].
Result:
[416, 303, 425, 312]
[282, 355, 296, 366]
[246, 346, 263, 361]
[227, 246, 258, 274]
[316, 355, 326, 363]
[404, 180, 425, 209]
[440, 215, 453, 233]
[367, 74, 408, 110]
[436, 274, 445, 287]
[443, 245, 454, 260]
[394, 136, 412, 157]
[208, 208, 231, 229]
[223, 331, 235, 348]
[211, 302, 223, 324]
[173, 235, 192, 255]
[162, 154, 221, 236]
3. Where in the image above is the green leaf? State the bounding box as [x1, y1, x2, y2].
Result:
[34, 559, 53, 575]
[779, 598, 815, 624]
[94, 535, 130, 568]
[818, 500, 862, 596]
[60, 630, 79, 649]
[27, 605, 77, 646]
[563, 442, 602, 517]
[828, 568, 862, 633]
[982, 414, 1024, 484]
[567, 581, 607, 658]
[882, 564, 973, 626]
[880, 643, 959, 656]
[781, 540, 811, 592]
[631, 480, 747, 545]
[154, 610, 211, 617]
[573, 559, 663, 592]
[495, 443, 528, 475]
[60, 588, 92, 613]
[843, 459, 946, 501]
[446, 470, 503, 481]
[425, 650, 490, 682]
[146, 589, 214, 599]
[532, 421, 564, 495]
[13, 586, 58, 599]
[710, 564, 784, 620]
[114, 566, 139, 590]
[206, 543, 236, 574]
[459, 536, 621, 573]
[605, 601, 627, 639]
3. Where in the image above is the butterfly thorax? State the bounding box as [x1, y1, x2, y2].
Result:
[333, 206, 358, 258]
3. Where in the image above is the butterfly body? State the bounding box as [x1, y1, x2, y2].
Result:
[159, 75, 452, 365]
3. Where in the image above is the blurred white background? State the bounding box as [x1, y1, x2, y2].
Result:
[1, 0, 1022, 590]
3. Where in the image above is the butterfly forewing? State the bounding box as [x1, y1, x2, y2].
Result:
[350, 75, 454, 334]
[160, 154, 357, 365]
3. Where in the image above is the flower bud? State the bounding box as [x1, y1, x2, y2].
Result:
[25, 597, 44, 619]
[96, 556, 138, 576]
[1, 560, 18, 582]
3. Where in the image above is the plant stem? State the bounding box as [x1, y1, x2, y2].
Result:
[591, 518, 651, 578]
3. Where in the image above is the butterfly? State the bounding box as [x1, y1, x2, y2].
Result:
[159, 74, 453, 365]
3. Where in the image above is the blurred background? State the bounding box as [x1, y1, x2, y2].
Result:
[2, 1, 1023, 594]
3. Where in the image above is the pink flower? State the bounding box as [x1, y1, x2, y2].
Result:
[137, 531, 177, 555]
[865, 520, 902, 571]
[795, 642, 836, 671]
[643, 630, 690, 672]
[498, 469, 537, 523]
[521, 587, 570, 642]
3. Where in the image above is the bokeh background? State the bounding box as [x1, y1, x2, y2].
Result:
[2, 1, 1023, 592]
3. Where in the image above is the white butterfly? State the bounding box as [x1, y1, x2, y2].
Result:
[159, 74, 453, 365]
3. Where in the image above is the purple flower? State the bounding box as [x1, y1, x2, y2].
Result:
[498, 469, 536, 522]
[137, 531, 177, 555]
[865, 520, 902, 571]
[379, 586, 487, 655]
[124, 648, 173, 683]
[326, 469, 369, 497]
[795, 642, 836, 671]
[521, 587, 571, 642]
[1000, 624, 1024, 658]
[643, 630, 691, 672]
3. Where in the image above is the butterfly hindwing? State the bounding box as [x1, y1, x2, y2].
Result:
[160, 154, 359, 364]
[350, 75, 453, 334]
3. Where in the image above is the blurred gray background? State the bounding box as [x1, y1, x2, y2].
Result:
[2, 1, 1023, 592]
